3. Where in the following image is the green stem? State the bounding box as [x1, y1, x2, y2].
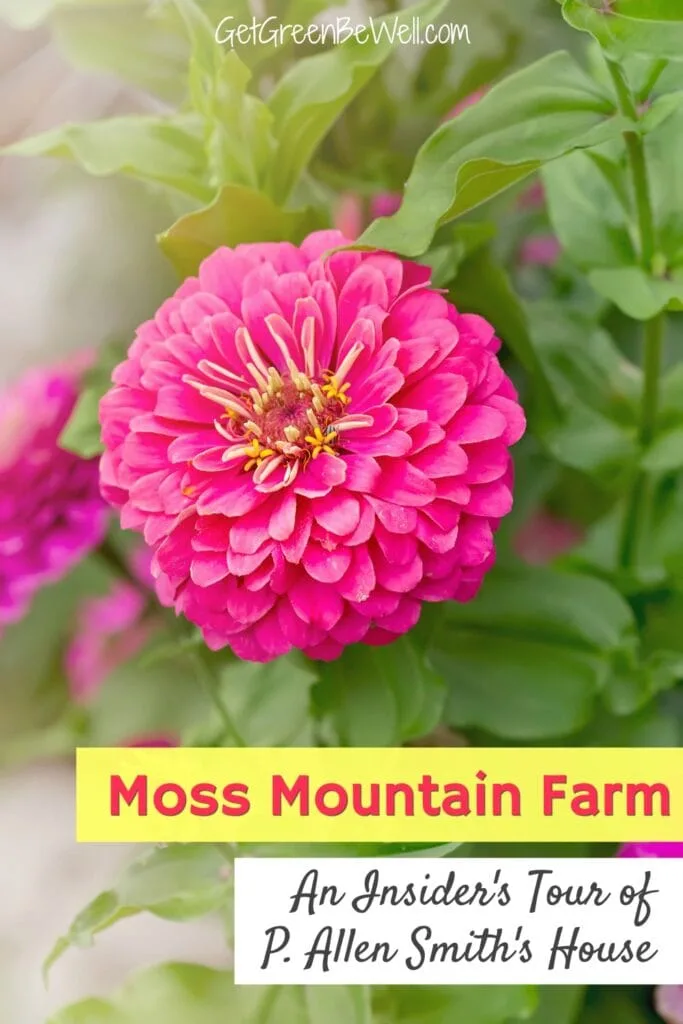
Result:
[639, 58, 668, 103]
[606, 59, 656, 269]
[640, 313, 665, 449]
[606, 58, 664, 572]
[191, 652, 246, 748]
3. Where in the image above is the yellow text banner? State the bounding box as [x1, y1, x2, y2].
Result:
[76, 747, 683, 843]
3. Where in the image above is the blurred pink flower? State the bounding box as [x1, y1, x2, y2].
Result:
[517, 180, 546, 210]
[519, 234, 562, 267]
[100, 230, 525, 663]
[0, 361, 108, 627]
[66, 546, 157, 702]
[444, 86, 489, 121]
[334, 193, 364, 240]
[619, 842, 683, 858]
[656, 987, 683, 1024]
[334, 192, 402, 240]
[370, 192, 401, 219]
[126, 734, 178, 748]
[514, 511, 583, 565]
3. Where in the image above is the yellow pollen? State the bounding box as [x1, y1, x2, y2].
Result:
[243, 438, 275, 472]
[305, 426, 338, 459]
[182, 485, 197, 497]
[322, 374, 352, 405]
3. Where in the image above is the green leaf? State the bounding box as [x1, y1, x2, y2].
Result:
[421, 222, 496, 287]
[449, 245, 557, 414]
[59, 340, 127, 458]
[373, 984, 537, 1024]
[314, 635, 445, 747]
[429, 564, 638, 740]
[588, 265, 683, 319]
[525, 987, 585, 1024]
[195, 651, 320, 747]
[543, 147, 636, 270]
[561, 0, 683, 63]
[158, 184, 324, 277]
[528, 302, 640, 484]
[266, 0, 448, 202]
[359, 50, 628, 257]
[48, 964, 370, 1024]
[642, 425, 683, 470]
[45, 846, 231, 976]
[3, 116, 211, 202]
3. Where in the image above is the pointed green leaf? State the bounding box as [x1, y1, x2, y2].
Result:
[45, 845, 231, 977]
[3, 116, 211, 201]
[359, 50, 628, 257]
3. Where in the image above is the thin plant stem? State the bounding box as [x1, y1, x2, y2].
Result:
[191, 652, 246, 748]
[605, 58, 665, 571]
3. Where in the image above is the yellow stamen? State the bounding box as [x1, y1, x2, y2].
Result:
[322, 374, 352, 405]
[305, 426, 338, 459]
[182, 485, 197, 497]
[243, 438, 275, 472]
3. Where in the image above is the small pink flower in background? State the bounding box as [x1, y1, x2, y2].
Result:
[619, 842, 683, 858]
[100, 230, 525, 663]
[370, 192, 401, 219]
[126, 734, 178, 748]
[514, 511, 583, 565]
[519, 234, 562, 268]
[66, 547, 157, 702]
[333, 193, 364, 240]
[0, 361, 108, 628]
[656, 987, 683, 1024]
[444, 86, 489, 121]
[517, 179, 546, 211]
[334, 192, 402, 240]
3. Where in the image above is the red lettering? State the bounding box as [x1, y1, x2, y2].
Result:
[543, 775, 567, 815]
[222, 783, 250, 816]
[315, 783, 347, 816]
[272, 774, 309, 815]
[110, 774, 147, 816]
[191, 782, 218, 817]
[154, 782, 186, 816]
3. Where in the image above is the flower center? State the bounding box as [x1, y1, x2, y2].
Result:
[238, 369, 350, 471]
[183, 321, 373, 488]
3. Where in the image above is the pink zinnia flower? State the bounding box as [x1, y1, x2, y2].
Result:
[65, 547, 157, 701]
[619, 842, 683, 858]
[99, 230, 525, 662]
[0, 362, 108, 627]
